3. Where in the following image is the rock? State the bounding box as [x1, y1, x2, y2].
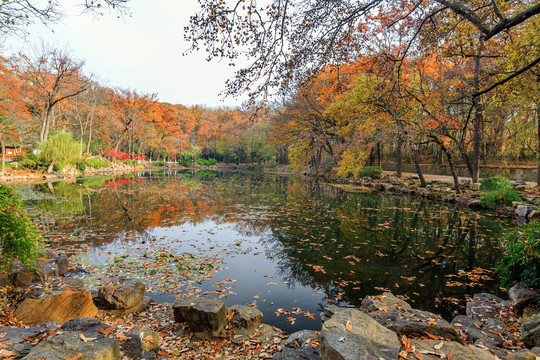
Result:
[23, 331, 119, 360]
[283, 330, 318, 348]
[450, 315, 503, 348]
[230, 305, 263, 330]
[466, 293, 508, 322]
[506, 350, 539, 360]
[51, 254, 69, 276]
[96, 276, 145, 310]
[14, 289, 97, 326]
[528, 210, 540, 220]
[471, 183, 481, 191]
[273, 346, 320, 360]
[509, 286, 539, 315]
[141, 351, 158, 360]
[121, 327, 160, 358]
[0, 273, 11, 288]
[522, 314, 540, 348]
[37, 261, 58, 278]
[516, 205, 534, 219]
[173, 296, 226, 337]
[404, 339, 498, 360]
[360, 292, 412, 313]
[9, 262, 43, 288]
[320, 308, 400, 360]
[321, 305, 343, 322]
[376, 308, 461, 342]
[532, 347, 540, 355]
[61, 317, 109, 337]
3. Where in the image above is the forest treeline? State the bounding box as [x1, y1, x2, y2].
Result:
[0, 1, 539, 191]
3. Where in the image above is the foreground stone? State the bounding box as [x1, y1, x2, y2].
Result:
[273, 346, 320, 360]
[522, 314, 540, 348]
[23, 331, 119, 360]
[451, 315, 503, 348]
[404, 339, 498, 360]
[230, 304, 263, 330]
[96, 276, 145, 310]
[509, 286, 539, 315]
[376, 308, 461, 342]
[320, 308, 400, 360]
[283, 330, 318, 348]
[61, 317, 109, 337]
[14, 288, 97, 326]
[173, 296, 226, 337]
[361, 292, 412, 313]
[0, 323, 59, 358]
[466, 293, 508, 321]
[121, 327, 160, 358]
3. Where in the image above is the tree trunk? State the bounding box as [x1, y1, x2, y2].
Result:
[413, 144, 426, 187]
[396, 135, 403, 178]
[432, 137, 461, 194]
[472, 55, 483, 183]
[377, 142, 381, 167]
[537, 102, 540, 187]
[47, 159, 56, 174]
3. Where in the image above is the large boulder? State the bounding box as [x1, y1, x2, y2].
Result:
[509, 286, 539, 315]
[376, 308, 461, 342]
[515, 205, 534, 219]
[230, 304, 263, 330]
[61, 317, 110, 337]
[14, 287, 97, 326]
[23, 331, 119, 360]
[173, 296, 226, 337]
[466, 293, 508, 322]
[320, 308, 400, 360]
[522, 313, 540, 348]
[96, 276, 145, 310]
[360, 292, 412, 313]
[451, 315, 503, 348]
[0, 323, 59, 358]
[403, 339, 498, 360]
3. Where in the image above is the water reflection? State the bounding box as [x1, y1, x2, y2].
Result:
[19, 171, 513, 330]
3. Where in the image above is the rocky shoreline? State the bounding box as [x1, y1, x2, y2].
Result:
[1, 254, 539, 359]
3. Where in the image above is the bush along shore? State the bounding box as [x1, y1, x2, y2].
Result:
[0, 256, 539, 360]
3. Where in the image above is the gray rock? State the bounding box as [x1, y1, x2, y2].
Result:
[0, 273, 11, 288]
[141, 351, 158, 360]
[320, 308, 400, 360]
[173, 296, 226, 337]
[51, 254, 69, 276]
[506, 349, 539, 360]
[230, 305, 263, 330]
[466, 293, 508, 321]
[450, 315, 503, 348]
[509, 286, 539, 315]
[376, 308, 460, 342]
[61, 317, 108, 338]
[403, 339, 498, 360]
[360, 292, 412, 313]
[97, 276, 145, 310]
[38, 261, 58, 278]
[273, 346, 320, 360]
[516, 205, 534, 218]
[121, 327, 160, 358]
[532, 347, 540, 355]
[522, 313, 540, 348]
[283, 330, 318, 348]
[321, 305, 343, 322]
[9, 261, 43, 288]
[23, 331, 119, 360]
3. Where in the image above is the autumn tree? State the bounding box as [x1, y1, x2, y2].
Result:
[14, 44, 89, 143]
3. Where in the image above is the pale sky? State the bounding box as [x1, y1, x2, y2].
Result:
[4, 0, 248, 107]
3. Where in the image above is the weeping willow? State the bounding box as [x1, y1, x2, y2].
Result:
[39, 131, 82, 172]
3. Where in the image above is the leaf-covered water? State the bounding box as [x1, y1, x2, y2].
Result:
[18, 170, 514, 333]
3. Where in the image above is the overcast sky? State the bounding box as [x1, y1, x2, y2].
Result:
[4, 0, 248, 107]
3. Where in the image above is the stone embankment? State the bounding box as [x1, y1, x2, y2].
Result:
[1, 254, 539, 359]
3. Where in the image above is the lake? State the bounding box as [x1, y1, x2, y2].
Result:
[17, 170, 514, 333]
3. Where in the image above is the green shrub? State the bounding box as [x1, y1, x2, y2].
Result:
[196, 158, 218, 166]
[19, 158, 37, 169]
[76, 162, 86, 172]
[154, 161, 166, 167]
[268, 162, 279, 168]
[479, 176, 521, 209]
[246, 163, 263, 172]
[496, 220, 540, 288]
[355, 166, 383, 178]
[85, 158, 108, 169]
[39, 132, 82, 172]
[0, 185, 42, 269]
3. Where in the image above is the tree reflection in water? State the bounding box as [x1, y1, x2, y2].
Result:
[21, 171, 513, 323]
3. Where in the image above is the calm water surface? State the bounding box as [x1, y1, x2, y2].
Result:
[18, 171, 514, 333]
